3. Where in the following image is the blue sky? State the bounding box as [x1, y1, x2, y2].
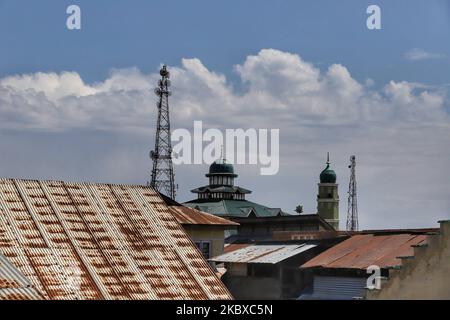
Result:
[1, 0, 450, 229]
[2, 0, 450, 85]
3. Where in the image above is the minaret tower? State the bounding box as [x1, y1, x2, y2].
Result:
[317, 153, 339, 229]
[150, 65, 176, 199]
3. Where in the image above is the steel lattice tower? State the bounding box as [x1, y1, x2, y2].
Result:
[149, 65, 176, 199]
[347, 155, 358, 231]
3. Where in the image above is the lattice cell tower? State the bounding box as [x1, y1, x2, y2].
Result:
[149, 65, 176, 199]
[346, 155, 358, 231]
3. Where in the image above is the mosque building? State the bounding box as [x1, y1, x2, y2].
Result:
[184, 155, 338, 240]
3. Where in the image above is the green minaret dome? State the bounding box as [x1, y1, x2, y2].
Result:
[320, 153, 337, 183]
[206, 158, 237, 177]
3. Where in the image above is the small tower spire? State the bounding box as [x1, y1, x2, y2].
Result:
[327, 152, 330, 165]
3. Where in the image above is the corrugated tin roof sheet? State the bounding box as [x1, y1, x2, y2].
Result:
[299, 276, 367, 300]
[0, 179, 232, 300]
[0, 252, 43, 300]
[210, 244, 317, 264]
[168, 206, 239, 226]
[223, 243, 251, 254]
[300, 233, 427, 270]
[160, 193, 238, 226]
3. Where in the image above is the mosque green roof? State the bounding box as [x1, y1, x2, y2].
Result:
[184, 199, 289, 218]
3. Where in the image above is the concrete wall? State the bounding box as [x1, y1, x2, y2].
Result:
[317, 183, 339, 230]
[368, 220, 450, 300]
[222, 260, 312, 299]
[183, 226, 226, 259]
[222, 274, 281, 300]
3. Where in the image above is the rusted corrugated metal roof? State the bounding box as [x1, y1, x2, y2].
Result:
[0, 252, 43, 300]
[0, 179, 232, 300]
[223, 243, 251, 254]
[211, 244, 317, 264]
[168, 206, 239, 226]
[300, 233, 427, 270]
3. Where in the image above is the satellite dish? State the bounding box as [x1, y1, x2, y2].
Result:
[165, 79, 171, 87]
[154, 88, 161, 95]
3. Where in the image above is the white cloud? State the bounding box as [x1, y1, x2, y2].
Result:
[0, 72, 97, 101]
[1, 49, 448, 130]
[405, 48, 446, 61]
[0, 49, 449, 229]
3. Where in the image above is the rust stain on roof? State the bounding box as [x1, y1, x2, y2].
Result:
[0, 252, 43, 300]
[169, 206, 238, 226]
[160, 194, 238, 227]
[223, 243, 251, 254]
[300, 233, 427, 270]
[0, 179, 232, 300]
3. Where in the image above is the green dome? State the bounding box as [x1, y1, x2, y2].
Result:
[320, 164, 337, 183]
[206, 159, 237, 177]
[320, 153, 337, 183]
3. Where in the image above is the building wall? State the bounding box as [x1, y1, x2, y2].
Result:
[182, 226, 226, 259]
[232, 218, 332, 241]
[317, 183, 339, 230]
[222, 274, 282, 300]
[367, 221, 450, 300]
[237, 224, 321, 237]
[222, 256, 314, 299]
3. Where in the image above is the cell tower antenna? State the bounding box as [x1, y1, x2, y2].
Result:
[347, 155, 358, 231]
[149, 65, 176, 199]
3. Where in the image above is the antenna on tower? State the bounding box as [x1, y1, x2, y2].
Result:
[149, 65, 176, 199]
[347, 155, 358, 231]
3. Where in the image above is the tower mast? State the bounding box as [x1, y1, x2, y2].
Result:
[346, 155, 358, 231]
[150, 65, 176, 199]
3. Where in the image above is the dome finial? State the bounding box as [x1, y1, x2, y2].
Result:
[220, 145, 226, 162]
[320, 152, 336, 183]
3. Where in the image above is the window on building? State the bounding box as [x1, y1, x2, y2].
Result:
[195, 241, 212, 259]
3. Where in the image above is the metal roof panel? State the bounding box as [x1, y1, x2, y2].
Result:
[301, 234, 427, 270]
[0, 252, 43, 300]
[211, 244, 317, 264]
[0, 179, 232, 300]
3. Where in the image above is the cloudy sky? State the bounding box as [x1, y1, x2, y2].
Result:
[1, 0, 450, 229]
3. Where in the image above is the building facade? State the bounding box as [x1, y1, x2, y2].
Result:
[367, 220, 450, 300]
[211, 236, 344, 300]
[299, 229, 436, 300]
[161, 194, 238, 261]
